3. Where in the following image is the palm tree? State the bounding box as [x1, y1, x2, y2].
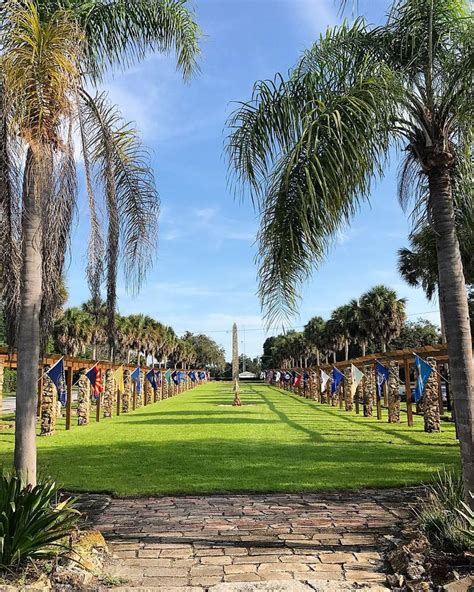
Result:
[359, 286, 406, 352]
[398, 217, 473, 341]
[227, 0, 473, 499]
[330, 304, 355, 360]
[53, 306, 93, 357]
[347, 298, 371, 356]
[1, 0, 200, 483]
[304, 315, 326, 365]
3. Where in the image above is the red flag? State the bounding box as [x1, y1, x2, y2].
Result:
[294, 374, 302, 387]
[86, 366, 104, 398]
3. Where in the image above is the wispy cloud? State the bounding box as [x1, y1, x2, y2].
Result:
[291, 0, 339, 34]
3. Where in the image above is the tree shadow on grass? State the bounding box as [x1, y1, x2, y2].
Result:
[24, 437, 458, 497]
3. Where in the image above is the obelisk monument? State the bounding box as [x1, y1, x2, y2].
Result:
[232, 322, 242, 406]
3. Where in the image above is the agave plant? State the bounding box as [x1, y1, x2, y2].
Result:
[0, 471, 79, 570]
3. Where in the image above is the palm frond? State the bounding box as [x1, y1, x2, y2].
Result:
[79, 90, 160, 346]
[228, 22, 400, 325]
[59, 0, 201, 82]
[40, 124, 77, 350]
[0, 77, 22, 347]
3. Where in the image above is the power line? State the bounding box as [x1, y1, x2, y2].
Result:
[174, 309, 441, 336]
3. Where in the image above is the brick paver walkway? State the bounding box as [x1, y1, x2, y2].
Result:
[82, 488, 418, 590]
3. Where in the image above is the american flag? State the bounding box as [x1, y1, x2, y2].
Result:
[86, 366, 103, 398]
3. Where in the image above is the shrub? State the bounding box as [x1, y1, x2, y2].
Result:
[414, 468, 473, 553]
[0, 472, 79, 570]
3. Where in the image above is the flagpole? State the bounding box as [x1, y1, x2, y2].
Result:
[37, 356, 64, 383]
[72, 361, 98, 387]
[413, 352, 450, 384]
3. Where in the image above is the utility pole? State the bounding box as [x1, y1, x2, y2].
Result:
[232, 323, 241, 406]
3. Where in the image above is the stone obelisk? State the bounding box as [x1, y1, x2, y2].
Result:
[232, 322, 242, 406]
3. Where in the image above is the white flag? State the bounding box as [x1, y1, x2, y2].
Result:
[320, 370, 330, 392]
[351, 364, 365, 399]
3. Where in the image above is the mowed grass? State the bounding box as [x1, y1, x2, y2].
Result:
[0, 382, 459, 496]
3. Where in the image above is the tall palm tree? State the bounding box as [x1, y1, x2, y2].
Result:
[304, 315, 326, 365]
[359, 286, 406, 352]
[227, 0, 473, 499]
[347, 298, 371, 356]
[1, 0, 200, 483]
[330, 304, 355, 360]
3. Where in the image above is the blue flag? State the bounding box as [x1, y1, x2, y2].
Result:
[414, 355, 433, 402]
[331, 367, 344, 394]
[189, 371, 196, 382]
[47, 358, 67, 406]
[375, 361, 390, 400]
[171, 371, 179, 385]
[145, 369, 157, 390]
[131, 367, 141, 393]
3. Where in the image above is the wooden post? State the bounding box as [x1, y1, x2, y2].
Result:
[355, 386, 360, 414]
[95, 390, 101, 422]
[116, 388, 121, 416]
[437, 362, 444, 416]
[404, 358, 413, 427]
[376, 395, 382, 420]
[383, 381, 388, 407]
[37, 368, 43, 417]
[132, 381, 137, 410]
[65, 366, 73, 430]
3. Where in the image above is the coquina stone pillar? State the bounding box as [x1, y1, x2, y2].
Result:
[155, 373, 162, 401]
[77, 370, 90, 425]
[122, 369, 131, 412]
[135, 370, 144, 407]
[388, 361, 401, 423]
[310, 372, 318, 401]
[103, 369, 114, 418]
[145, 376, 153, 405]
[364, 365, 375, 417]
[40, 367, 57, 436]
[162, 377, 169, 399]
[422, 357, 440, 433]
[344, 366, 353, 412]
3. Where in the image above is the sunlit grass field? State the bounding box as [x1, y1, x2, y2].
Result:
[0, 382, 458, 496]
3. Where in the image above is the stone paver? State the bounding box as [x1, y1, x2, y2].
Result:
[82, 488, 418, 590]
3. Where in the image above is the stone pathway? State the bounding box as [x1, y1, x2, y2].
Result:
[81, 488, 419, 591]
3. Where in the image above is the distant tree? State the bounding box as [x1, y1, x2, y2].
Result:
[303, 316, 325, 365]
[360, 286, 406, 352]
[182, 333, 225, 370]
[391, 319, 441, 350]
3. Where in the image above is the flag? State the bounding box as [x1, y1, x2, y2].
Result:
[351, 364, 365, 399]
[320, 370, 330, 392]
[171, 371, 179, 385]
[131, 367, 141, 394]
[145, 368, 157, 390]
[165, 370, 172, 384]
[189, 371, 196, 382]
[293, 372, 302, 387]
[178, 371, 185, 384]
[46, 358, 67, 406]
[114, 366, 124, 392]
[155, 370, 161, 387]
[375, 361, 390, 400]
[414, 355, 433, 402]
[86, 365, 103, 400]
[331, 367, 344, 395]
[284, 371, 291, 382]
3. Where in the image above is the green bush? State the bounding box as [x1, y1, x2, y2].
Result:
[2, 368, 16, 395]
[0, 472, 79, 570]
[415, 468, 473, 553]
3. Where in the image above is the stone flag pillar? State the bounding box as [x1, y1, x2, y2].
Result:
[422, 357, 440, 433]
[40, 367, 57, 436]
[122, 369, 131, 412]
[145, 375, 153, 405]
[344, 366, 353, 412]
[388, 361, 401, 423]
[363, 365, 375, 417]
[77, 370, 90, 425]
[103, 369, 114, 418]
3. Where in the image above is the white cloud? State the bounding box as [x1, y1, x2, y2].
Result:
[291, 0, 338, 34]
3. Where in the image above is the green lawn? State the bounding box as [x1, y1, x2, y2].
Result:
[0, 382, 459, 496]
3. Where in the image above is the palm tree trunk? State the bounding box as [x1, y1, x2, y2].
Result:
[362, 343, 366, 356]
[429, 166, 474, 504]
[316, 349, 320, 367]
[439, 289, 447, 344]
[14, 150, 43, 485]
[344, 340, 349, 361]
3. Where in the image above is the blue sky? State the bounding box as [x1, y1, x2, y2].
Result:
[67, 0, 440, 359]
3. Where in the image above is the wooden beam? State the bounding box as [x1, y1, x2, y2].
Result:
[404, 358, 413, 427]
[65, 366, 73, 430]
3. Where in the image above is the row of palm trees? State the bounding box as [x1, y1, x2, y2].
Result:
[263, 285, 409, 368]
[52, 302, 225, 369]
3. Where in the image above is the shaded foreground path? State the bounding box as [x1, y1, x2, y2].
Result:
[83, 488, 417, 590]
